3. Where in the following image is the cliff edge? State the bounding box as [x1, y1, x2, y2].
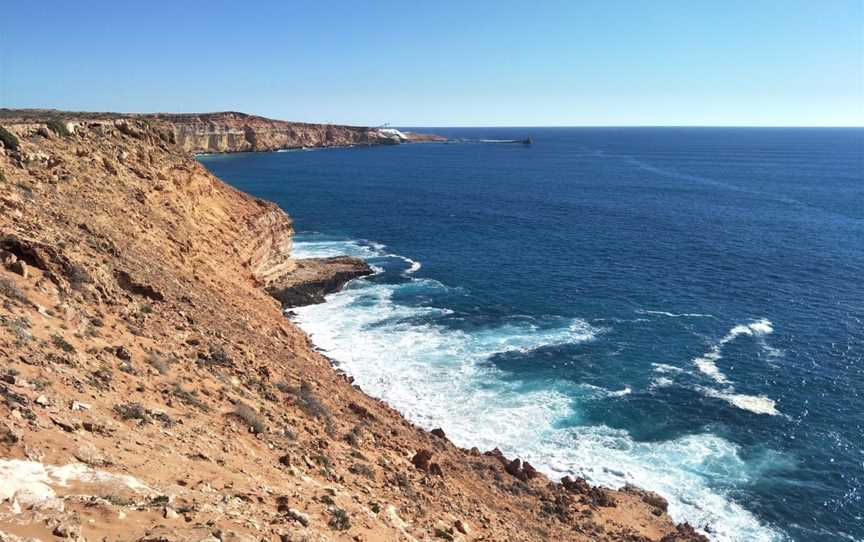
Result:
[0, 113, 705, 542]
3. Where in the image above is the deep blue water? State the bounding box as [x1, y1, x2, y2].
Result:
[200, 128, 864, 542]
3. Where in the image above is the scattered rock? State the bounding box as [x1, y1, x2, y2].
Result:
[624, 483, 669, 513]
[430, 427, 447, 439]
[70, 400, 91, 411]
[115, 346, 132, 360]
[35, 394, 50, 407]
[52, 521, 81, 539]
[10, 259, 27, 279]
[660, 522, 710, 542]
[275, 495, 291, 513]
[0, 421, 20, 444]
[503, 457, 538, 481]
[454, 519, 469, 535]
[286, 508, 309, 527]
[163, 506, 179, 519]
[411, 449, 433, 471]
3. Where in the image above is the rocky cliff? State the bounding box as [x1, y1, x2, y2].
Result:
[0, 112, 705, 542]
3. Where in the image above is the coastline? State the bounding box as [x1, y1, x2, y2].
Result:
[0, 111, 706, 541]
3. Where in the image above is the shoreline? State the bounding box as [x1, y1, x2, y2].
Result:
[282, 235, 781, 542]
[0, 110, 707, 542]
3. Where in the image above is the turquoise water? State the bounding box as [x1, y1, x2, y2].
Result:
[200, 128, 864, 541]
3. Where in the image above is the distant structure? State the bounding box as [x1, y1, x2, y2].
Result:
[377, 127, 408, 141]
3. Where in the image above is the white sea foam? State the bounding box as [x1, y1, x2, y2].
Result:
[652, 363, 685, 374]
[290, 243, 785, 542]
[698, 388, 779, 416]
[293, 237, 423, 276]
[689, 319, 780, 416]
[638, 309, 716, 318]
[650, 376, 674, 388]
[692, 319, 775, 384]
[694, 352, 730, 384]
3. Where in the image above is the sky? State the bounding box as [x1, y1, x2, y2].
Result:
[1, 1, 862, 126]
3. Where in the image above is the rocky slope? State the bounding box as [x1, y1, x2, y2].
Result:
[0, 113, 705, 542]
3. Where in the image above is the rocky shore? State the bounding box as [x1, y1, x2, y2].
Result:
[0, 112, 706, 541]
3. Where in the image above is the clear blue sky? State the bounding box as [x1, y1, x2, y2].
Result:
[2, 1, 862, 126]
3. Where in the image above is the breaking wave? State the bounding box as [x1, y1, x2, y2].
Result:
[289, 236, 785, 542]
[690, 319, 780, 416]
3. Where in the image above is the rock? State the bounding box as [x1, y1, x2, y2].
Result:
[623, 484, 669, 513]
[163, 506, 179, 519]
[505, 458, 524, 480]
[70, 400, 91, 411]
[10, 260, 27, 279]
[561, 475, 590, 494]
[522, 460, 539, 480]
[0, 421, 20, 444]
[287, 508, 309, 527]
[278, 453, 291, 467]
[52, 521, 81, 539]
[35, 395, 49, 407]
[266, 256, 374, 308]
[411, 449, 433, 471]
[454, 519, 469, 535]
[660, 523, 709, 542]
[115, 346, 132, 360]
[430, 428, 447, 439]
[276, 495, 290, 513]
[503, 457, 537, 481]
[428, 462, 444, 477]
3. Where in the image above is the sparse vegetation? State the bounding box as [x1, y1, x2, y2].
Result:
[147, 351, 169, 374]
[0, 125, 19, 151]
[294, 380, 332, 420]
[349, 462, 375, 479]
[67, 264, 92, 290]
[51, 333, 76, 353]
[328, 507, 351, 531]
[114, 402, 150, 423]
[90, 367, 113, 389]
[171, 384, 209, 411]
[101, 494, 136, 507]
[0, 277, 29, 305]
[46, 119, 71, 137]
[31, 377, 50, 391]
[1, 315, 32, 345]
[233, 402, 265, 434]
[198, 345, 234, 368]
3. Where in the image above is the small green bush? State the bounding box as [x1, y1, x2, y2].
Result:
[47, 119, 71, 137]
[0, 125, 19, 151]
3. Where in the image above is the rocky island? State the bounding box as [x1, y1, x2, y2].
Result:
[0, 111, 705, 542]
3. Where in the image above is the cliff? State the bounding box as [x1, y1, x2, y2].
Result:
[0, 110, 447, 155]
[0, 113, 705, 542]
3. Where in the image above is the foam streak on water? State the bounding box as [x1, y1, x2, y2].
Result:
[291, 238, 785, 542]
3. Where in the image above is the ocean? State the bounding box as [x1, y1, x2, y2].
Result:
[199, 127, 864, 542]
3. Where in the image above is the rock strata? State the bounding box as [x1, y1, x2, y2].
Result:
[266, 256, 373, 308]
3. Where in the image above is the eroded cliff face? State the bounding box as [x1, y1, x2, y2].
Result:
[147, 112, 442, 154]
[0, 113, 705, 542]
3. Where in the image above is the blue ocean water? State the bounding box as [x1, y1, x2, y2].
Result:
[199, 128, 864, 542]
